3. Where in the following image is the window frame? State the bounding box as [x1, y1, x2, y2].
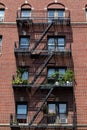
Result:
[47, 36, 65, 51]
[47, 67, 66, 78]
[0, 8, 5, 21]
[16, 102, 28, 122]
[19, 36, 30, 49]
[48, 9, 65, 22]
[48, 102, 68, 117]
[21, 8, 31, 18]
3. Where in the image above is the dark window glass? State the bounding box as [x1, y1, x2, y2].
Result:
[20, 37, 29, 49]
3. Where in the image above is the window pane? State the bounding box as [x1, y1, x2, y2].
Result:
[22, 71, 28, 80]
[48, 104, 56, 114]
[58, 38, 65, 50]
[48, 69, 55, 77]
[20, 37, 29, 49]
[48, 10, 54, 22]
[58, 10, 64, 18]
[48, 38, 55, 50]
[17, 105, 27, 114]
[0, 10, 4, 18]
[59, 104, 66, 114]
[59, 69, 65, 77]
[21, 9, 31, 18]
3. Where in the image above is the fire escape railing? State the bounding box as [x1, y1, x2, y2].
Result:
[16, 10, 70, 25]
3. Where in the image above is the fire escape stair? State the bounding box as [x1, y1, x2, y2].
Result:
[28, 87, 54, 127]
[31, 22, 53, 53]
[31, 53, 53, 85]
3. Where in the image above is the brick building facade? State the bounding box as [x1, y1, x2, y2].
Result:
[0, 0, 87, 130]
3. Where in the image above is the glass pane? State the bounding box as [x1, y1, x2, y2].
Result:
[0, 10, 4, 18]
[17, 105, 27, 114]
[48, 38, 55, 50]
[48, 104, 56, 114]
[59, 104, 66, 114]
[58, 38, 65, 50]
[22, 71, 28, 80]
[48, 10, 54, 22]
[48, 69, 55, 77]
[21, 10, 30, 18]
[58, 10, 64, 18]
[59, 69, 65, 77]
[20, 37, 29, 49]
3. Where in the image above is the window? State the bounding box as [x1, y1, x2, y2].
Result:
[19, 36, 30, 49]
[16, 102, 28, 123]
[0, 36, 2, 53]
[48, 102, 67, 123]
[48, 9, 64, 22]
[0, 9, 5, 21]
[21, 9, 31, 18]
[48, 103, 56, 114]
[48, 37, 65, 51]
[22, 70, 29, 80]
[48, 68, 55, 77]
[58, 103, 67, 119]
[48, 68, 66, 78]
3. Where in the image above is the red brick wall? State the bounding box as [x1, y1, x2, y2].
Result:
[0, 0, 87, 130]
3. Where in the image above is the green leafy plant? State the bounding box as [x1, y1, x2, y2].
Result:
[49, 70, 74, 85]
[13, 119, 18, 125]
[12, 68, 29, 85]
[64, 70, 74, 82]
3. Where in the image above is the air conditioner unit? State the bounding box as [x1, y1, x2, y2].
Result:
[59, 118, 67, 124]
[0, 17, 3, 22]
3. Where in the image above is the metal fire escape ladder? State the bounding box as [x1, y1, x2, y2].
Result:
[31, 53, 53, 85]
[28, 87, 54, 127]
[31, 22, 53, 53]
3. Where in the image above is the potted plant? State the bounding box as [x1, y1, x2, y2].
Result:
[50, 71, 59, 85]
[63, 70, 74, 85]
[12, 68, 29, 85]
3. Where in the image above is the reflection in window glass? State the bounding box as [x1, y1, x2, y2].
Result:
[0, 9, 4, 19]
[21, 9, 31, 18]
[22, 71, 28, 80]
[48, 10, 64, 22]
[48, 104, 56, 114]
[17, 105, 27, 114]
[58, 38, 65, 50]
[48, 38, 55, 50]
[59, 69, 65, 77]
[20, 37, 29, 49]
[48, 37, 65, 51]
[48, 69, 55, 77]
[58, 10, 64, 18]
[59, 104, 66, 113]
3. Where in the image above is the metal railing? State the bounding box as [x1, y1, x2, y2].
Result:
[9, 113, 74, 127]
[16, 10, 70, 25]
[14, 41, 72, 54]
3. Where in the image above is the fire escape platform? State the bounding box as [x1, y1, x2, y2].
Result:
[10, 123, 74, 129]
[40, 83, 73, 90]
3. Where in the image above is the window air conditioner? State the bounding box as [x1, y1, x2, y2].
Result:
[59, 118, 67, 123]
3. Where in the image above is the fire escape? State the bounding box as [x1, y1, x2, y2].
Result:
[10, 9, 76, 130]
